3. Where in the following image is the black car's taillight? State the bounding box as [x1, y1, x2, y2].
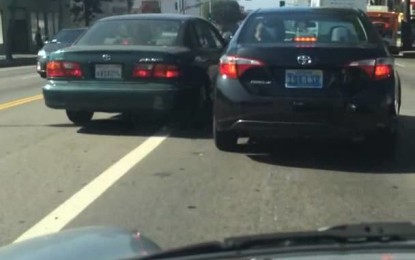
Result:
[46, 61, 83, 79]
[347, 58, 393, 80]
[219, 55, 265, 79]
[132, 64, 180, 79]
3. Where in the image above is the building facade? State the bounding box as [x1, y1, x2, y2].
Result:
[0, 0, 130, 55]
[69, 0, 129, 27]
[0, 0, 73, 55]
[132, 0, 202, 16]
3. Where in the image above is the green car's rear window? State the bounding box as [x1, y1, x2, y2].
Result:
[52, 29, 85, 43]
[75, 19, 181, 46]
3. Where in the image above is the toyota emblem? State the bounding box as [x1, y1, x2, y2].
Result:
[297, 55, 312, 65]
[102, 54, 111, 61]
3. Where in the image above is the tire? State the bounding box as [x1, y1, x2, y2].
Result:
[66, 110, 93, 126]
[39, 72, 46, 78]
[365, 122, 398, 160]
[192, 85, 212, 128]
[214, 120, 237, 151]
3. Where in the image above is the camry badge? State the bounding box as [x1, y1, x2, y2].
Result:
[102, 54, 111, 61]
[297, 55, 312, 65]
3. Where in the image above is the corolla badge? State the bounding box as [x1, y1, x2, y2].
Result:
[297, 55, 312, 65]
[102, 54, 111, 61]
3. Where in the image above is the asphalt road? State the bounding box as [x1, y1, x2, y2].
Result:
[0, 63, 414, 250]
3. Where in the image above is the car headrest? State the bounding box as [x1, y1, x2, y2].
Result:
[331, 27, 351, 42]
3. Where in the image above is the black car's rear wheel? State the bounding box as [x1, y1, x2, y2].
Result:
[214, 120, 237, 151]
[66, 110, 94, 126]
[365, 103, 399, 159]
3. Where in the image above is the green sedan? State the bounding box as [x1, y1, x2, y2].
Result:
[43, 14, 225, 126]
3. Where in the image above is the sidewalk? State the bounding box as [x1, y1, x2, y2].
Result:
[399, 50, 415, 58]
[0, 54, 36, 68]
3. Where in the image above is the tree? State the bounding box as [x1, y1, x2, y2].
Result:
[202, 0, 242, 31]
[70, 0, 111, 26]
[209, 0, 242, 32]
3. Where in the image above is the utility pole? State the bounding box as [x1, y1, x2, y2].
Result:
[84, 0, 91, 26]
[208, 0, 212, 20]
[182, 0, 186, 14]
[177, 0, 185, 14]
[58, 0, 63, 31]
[402, 0, 413, 50]
[5, 0, 17, 61]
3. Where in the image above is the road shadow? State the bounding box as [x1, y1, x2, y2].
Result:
[71, 113, 213, 140]
[246, 115, 415, 174]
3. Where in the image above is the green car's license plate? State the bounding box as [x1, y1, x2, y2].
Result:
[95, 64, 122, 79]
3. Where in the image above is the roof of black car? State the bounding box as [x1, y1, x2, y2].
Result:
[99, 13, 199, 22]
[254, 7, 361, 15]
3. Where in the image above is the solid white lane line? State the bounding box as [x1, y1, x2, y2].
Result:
[395, 62, 406, 68]
[14, 127, 170, 243]
[0, 65, 36, 72]
[21, 74, 41, 80]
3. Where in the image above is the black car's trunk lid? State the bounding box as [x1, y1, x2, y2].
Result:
[235, 44, 385, 98]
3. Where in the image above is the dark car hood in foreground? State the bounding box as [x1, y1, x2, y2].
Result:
[2, 223, 414, 260]
[0, 226, 161, 260]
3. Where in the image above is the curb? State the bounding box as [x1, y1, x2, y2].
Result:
[0, 58, 36, 68]
[397, 51, 415, 58]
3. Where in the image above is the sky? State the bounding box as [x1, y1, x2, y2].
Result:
[238, 0, 280, 11]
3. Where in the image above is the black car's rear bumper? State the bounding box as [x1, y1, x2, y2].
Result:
[43, 81, 199, 113]
[214, 79, 397, 139]
[227, 118, 388, 139]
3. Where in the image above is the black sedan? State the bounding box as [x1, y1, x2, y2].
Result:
[214, 8, 401, 153]
[37, 27, 87, 78]
[43, 14, 225, 125]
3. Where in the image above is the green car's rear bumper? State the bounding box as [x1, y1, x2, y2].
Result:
[43, 81, 198, 113]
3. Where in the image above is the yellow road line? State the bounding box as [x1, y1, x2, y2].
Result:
[0, 94, 43, 111]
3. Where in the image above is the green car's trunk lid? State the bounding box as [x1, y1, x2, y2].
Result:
[49, 45, 191, 81]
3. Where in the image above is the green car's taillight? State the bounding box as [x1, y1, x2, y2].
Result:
[132, 63, 180, 79]
[46, 61, 83, 79]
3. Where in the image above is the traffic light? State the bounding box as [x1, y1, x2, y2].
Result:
[279, 1, 285, 7]
[175, 1, 178, 10]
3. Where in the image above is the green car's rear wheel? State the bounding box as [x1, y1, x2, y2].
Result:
[66, 110, 94, 126]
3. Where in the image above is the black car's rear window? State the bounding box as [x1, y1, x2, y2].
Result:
[52, 29, 86, 43]
[239, 12, 368, 45]
[75, 19, 182, 46]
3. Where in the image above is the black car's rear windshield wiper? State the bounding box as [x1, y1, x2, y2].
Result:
[138, 222, 415, 259]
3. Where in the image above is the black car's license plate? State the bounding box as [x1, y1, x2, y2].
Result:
[95, 64, 122, 79]
[285, 69, 323, 89]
